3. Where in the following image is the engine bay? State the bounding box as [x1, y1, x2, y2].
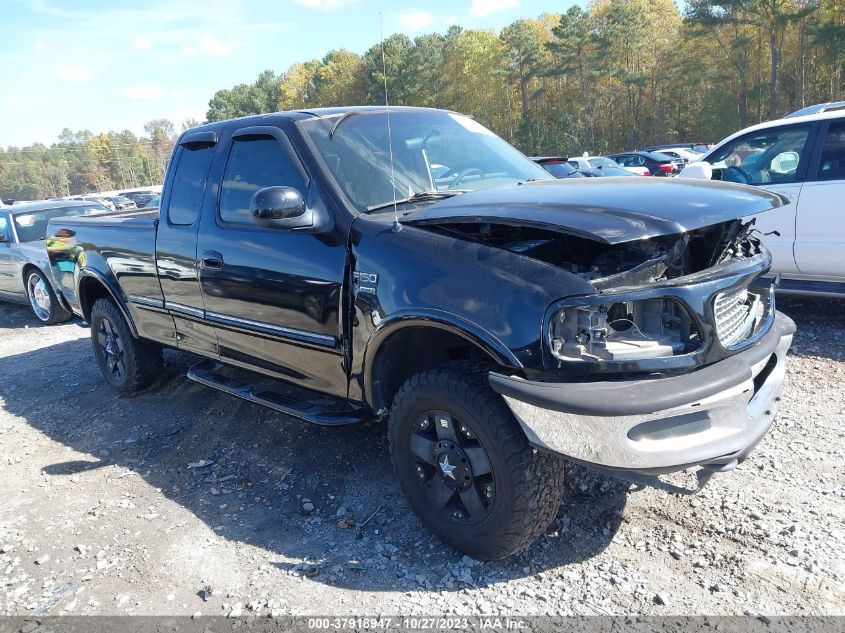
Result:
[426, 218, 763, 288]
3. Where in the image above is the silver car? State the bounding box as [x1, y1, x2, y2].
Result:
[0, 200, 108, 323]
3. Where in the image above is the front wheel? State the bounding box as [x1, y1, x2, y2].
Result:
[389, 362, 566, 560]
[90, 297, 163, 396]
[26, 269, 71, 324]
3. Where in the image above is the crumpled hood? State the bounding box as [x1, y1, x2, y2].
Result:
[400, 177, 787, 244]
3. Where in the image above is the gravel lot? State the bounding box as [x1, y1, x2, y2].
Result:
[0, 297, 843, 617]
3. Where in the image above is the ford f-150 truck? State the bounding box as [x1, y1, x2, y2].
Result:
[47, 107, 795, 559]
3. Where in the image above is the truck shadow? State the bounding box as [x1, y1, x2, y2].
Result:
[777, 295, 845, 362]
[0, 337, 627, 593]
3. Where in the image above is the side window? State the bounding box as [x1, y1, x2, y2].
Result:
[219, 136, 305, 225]
[631, 156, 645, 166]
[817, 121, 845, 181]
[708, 125, 811, 185]
[568, 161, 579, 170]
[0, 215, 9, 241]
[168, 143, 215, 226]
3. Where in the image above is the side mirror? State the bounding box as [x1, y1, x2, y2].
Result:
[249, 186, 312, 229]
[679, 161, 713, 180]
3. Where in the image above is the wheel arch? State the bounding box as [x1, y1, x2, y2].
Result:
[77, 269, 139, 337]
[362, 313, 521, 414]
[21, 263, 72, 312]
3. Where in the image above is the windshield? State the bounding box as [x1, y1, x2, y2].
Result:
[300, 110, 551, 212]
[588, 157, 618, 168]
[13, 204, 104, 242]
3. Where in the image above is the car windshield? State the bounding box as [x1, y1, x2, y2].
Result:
[300, 110, 551, 213]
[13, 204, 104, 242]
[587, 157, 618, 168]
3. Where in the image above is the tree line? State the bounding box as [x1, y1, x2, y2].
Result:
[0, 119, 190, 201]
[3, 0, 844, 200]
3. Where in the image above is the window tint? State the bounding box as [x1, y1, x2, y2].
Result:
[219, 137, 305, 224]
[0, 215, 8, 241]
[708, 125, 811, 185]
[168, 143, 214, 225]
[818, 121, 845, 181]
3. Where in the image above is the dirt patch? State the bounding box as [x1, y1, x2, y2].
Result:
[0, 298, 843, 616]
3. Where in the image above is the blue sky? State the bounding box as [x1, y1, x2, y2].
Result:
[0, 0, 578, 148]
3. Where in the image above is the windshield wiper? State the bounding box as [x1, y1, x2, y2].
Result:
[365, 189, 468, 213]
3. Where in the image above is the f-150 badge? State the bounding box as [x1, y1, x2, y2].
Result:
[352, 271, 378, 294]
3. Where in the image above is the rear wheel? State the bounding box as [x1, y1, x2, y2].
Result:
[90, 297, 162, 396]
[389, 362, 566, 560]
[26, 269, 71, 324]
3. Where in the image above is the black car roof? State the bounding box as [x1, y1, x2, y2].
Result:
[4, 199, 103, 216]
[177, 106, 459, 140]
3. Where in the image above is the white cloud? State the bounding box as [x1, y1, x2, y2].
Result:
[182, 45, 196, 57]
[398, 10, 433, 31]
[293, 0, 358, 11]
[198, 35, 231, 57]
[469, 0, 518, 17]
[133, 37, 152, 50]
[34, 39, 46, 52]
[443, 15, 458, 25]
[57, 66, 91, 83]
[124, 85, 165, 100]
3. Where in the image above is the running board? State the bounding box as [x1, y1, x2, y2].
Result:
[186, 360, 370, 426]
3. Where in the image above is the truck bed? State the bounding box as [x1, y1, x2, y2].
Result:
[46, 208, 161, 312]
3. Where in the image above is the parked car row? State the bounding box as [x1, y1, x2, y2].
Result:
[0, 186, 162, 323]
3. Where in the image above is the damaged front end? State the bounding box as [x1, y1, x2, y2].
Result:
[424, 216, 775, 376]
[422, 214, 794, 491]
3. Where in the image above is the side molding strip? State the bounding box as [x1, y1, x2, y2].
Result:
[205, 311, 337, 348]
[128, 295, 165, 309]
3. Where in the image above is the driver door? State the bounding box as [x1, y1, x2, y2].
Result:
[705, 123, 815, 276]
[0, 213, 17, 296]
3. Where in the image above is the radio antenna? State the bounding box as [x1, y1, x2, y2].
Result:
[380, 13, 401, 232]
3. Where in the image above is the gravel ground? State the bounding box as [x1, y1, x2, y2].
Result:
[0, 297, 843, 617]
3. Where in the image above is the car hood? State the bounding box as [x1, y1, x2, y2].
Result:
[400, 177, 787, 245]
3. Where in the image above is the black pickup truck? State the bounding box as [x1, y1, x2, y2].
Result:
[47, 107, 795, 559]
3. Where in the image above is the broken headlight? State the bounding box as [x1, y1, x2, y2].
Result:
[549, 296, 701, 362]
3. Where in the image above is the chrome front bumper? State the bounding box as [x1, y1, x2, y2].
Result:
[490, 312, 795, 474]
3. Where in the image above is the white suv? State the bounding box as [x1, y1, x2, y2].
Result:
[681, 108, 845, 296]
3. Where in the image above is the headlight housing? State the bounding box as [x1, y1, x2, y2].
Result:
[549, 296, 702, 362]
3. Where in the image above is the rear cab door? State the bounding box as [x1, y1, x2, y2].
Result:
[154, 129, 220, 354]
[793, 117, 845, 280]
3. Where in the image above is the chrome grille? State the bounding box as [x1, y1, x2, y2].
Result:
[714, 285, 762, 347]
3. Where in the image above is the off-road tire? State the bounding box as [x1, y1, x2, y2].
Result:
[90, 297, 162, 396]
[25, 268, 72, 325]
[389, 362, 566, 560]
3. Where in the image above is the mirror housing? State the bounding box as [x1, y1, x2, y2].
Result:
[250, 186, 312, 229]
[679, 161, 713, 180]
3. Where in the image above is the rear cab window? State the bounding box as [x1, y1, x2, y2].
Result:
[167, 143, 215, 226]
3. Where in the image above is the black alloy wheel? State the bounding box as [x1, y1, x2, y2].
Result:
[409, 409, 494, 524]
